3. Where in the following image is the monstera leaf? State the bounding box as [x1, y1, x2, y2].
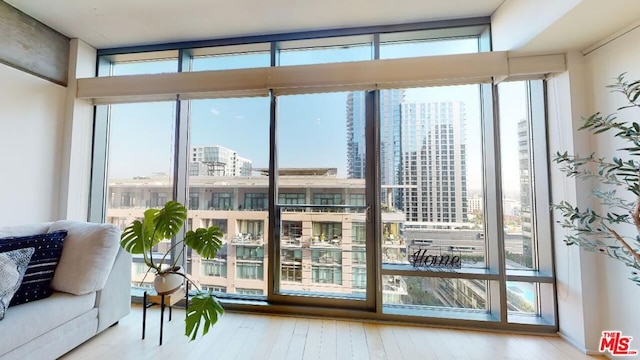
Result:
[184, 227, 224, 259]
[120, 202, 186, 268]
[120, 220, 146, 254]
[153, 201, 187, 239]
[185, 292, 224, 341]
[120, 208, 161, 255]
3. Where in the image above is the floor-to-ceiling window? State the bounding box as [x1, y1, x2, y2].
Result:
[90, 20, 556, 331]
[103, 99, 177, 294]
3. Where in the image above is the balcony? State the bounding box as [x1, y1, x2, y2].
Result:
[231, 233, 264, 245]
[281, 236, 302, 248]
[382, 235, 405, 248]
[308, 235, 342, 248]
[383, 275, 408, 296]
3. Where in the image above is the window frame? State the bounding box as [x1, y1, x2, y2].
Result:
[90, 18, 557, 333]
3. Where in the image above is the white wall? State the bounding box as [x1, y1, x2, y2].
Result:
[548, 52, 604, 354]
[582, 25, 640, 358]
[0, 63, 66, 225]
[549, 27, 640, 356]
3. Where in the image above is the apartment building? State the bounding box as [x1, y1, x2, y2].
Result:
[107, 170, 409, 301]
[190, 144, 253, 177]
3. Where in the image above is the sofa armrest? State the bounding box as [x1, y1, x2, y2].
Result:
[95, 247, 131, 333]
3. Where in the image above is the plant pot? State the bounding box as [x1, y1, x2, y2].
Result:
[154, 272, 183, 295]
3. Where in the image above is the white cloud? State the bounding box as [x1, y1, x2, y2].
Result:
[210, 108, 220, 116]
[234, 115, 245, 120]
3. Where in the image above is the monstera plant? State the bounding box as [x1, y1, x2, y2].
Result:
[553, 73, 640, 285]
[120, 200, 224, 340]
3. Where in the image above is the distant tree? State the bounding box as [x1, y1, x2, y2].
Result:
[403, 278, 444, 306]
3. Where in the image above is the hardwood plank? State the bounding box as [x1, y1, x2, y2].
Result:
[249, 315, 284, 360]
[363, 323, 386, 360]
[319, 320, 337, 360]
[436, 329, 479, 359]
[302, 318, 324, 360]
[543, 336, 600, 360]
[216, 314, 267, 359]
[60, 306, 607, 360]
[183, 312, 245, 359]
[348, 321, 370, 360]
[285, 318, 310, 360]
[463, 331, 513, 360]
[378, 326, 404, 359]
[267, 316, 297, 360]
[335, 320, 353, 359]
[390, 326, 418, 360]
[404, 326, 440, 359]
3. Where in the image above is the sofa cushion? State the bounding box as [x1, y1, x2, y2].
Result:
[0, 291, 96, 356]
[1, 308, 98, 360]
[49, 221, 121, 295]
[0, 231, 67, 306]
[0, 248, 34, 320]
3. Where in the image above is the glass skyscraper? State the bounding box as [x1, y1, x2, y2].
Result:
[400, 101, 468, 223]
[346, 89, 405, 209]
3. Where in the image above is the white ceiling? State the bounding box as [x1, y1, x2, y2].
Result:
[5, 0, 504, 49]
[517, 0, 640, 54]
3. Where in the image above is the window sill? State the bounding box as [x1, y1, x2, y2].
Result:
[382, 263, 499, 280]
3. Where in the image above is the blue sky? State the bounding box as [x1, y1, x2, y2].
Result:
[107, 37, 528, 195]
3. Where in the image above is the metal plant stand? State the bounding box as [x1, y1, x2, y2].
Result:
[141, 286, 188, 345]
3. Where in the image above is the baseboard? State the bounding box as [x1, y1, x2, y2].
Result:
[558, 332, 603, 356]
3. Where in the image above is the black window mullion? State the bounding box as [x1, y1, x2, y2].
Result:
[365, 90, 381, 312]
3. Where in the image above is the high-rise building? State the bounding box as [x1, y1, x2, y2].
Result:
[400, 101, 468, 223]
[346, 92, 366, 179]
[518, 118, 533, 267]
[190, 145, 252, 177]
[346, 90, 405, 208]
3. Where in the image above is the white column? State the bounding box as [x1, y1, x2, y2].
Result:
[58, 39, 97, 220]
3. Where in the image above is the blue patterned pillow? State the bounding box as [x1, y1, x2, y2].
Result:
[0, 247, 34, 320]
[0, 230, 67, 306]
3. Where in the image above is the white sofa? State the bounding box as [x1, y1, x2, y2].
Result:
[0, 221, 131, 360]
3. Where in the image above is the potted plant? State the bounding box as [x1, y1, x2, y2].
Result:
[553, 73, 640, 285]
[119, 200, 225, 340]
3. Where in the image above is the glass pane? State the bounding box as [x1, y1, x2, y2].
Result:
[187, 97, 270, 299]
[192, 44, 270, 71]
[380, 85, 485, 268]
[506, 281, 538, 315]
[383, 275, 488, 311]
[380, 36, 478, 59]
[110, 52, 179, 76]
[277, 91, 366, 299]
[498, 81, 536, 270]
[279, 36, 372, 66]
[104, 102, 176, 295]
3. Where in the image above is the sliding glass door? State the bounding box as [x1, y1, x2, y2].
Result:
[186, 97, 271, 298]
[271, 91, 373, 309]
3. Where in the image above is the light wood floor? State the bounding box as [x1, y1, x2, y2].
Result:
[61, 305, 603, 360]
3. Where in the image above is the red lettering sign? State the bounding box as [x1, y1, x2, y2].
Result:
[599, 331, 638, 356]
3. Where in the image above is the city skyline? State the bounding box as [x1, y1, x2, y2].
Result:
[107, 85, 527, 197]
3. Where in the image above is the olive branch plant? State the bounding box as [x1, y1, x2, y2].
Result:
[552, 73, 640, 285]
